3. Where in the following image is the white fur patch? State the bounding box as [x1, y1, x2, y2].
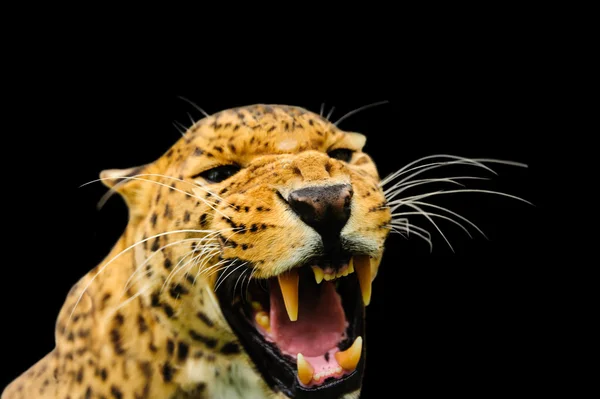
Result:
[185, 358, 267, 399]
[277, 138, 298, 151]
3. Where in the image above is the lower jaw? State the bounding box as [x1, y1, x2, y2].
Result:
[217, 268, 366, 399]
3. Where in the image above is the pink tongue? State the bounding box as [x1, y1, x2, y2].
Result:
[270, 280, 346, 357]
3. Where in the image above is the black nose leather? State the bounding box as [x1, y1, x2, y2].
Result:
[288, 184, 353, 238]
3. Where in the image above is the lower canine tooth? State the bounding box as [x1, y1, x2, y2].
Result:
[353, 256, 372, 306]
[278, 269, 299, 322]
[335, 336, 363, 372]
[297, 353, 314, 385]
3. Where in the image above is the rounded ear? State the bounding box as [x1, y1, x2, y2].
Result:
[100, 165, 148, 189]
[99, 164, 155, 215]
[347, 132, 367, 150]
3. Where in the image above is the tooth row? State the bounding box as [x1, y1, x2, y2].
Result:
[312, 262, 356, 284]
[314, 367, 343, 382]
[279, 257, 373, 323]
[296, 336, 363, 385]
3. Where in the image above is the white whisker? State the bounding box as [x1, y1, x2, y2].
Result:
[326, 106, 336, 121]
[390, 224, 433, 252]
[383, 160, 496, 194]
[233, 269, 249, 301]
[387, 177, 490, 203]
[177, 96, 210, 118]
[173, 122, 186, 136]
[392, 211, 472, 238]
[215, 262, 249, 292]
[68, 229, 221, 322]
[94, 176, 230, 219]
[123, 238, 202, 292]
[409, 200, 488, 239]
[334, 100, 389, 127]
[393, 189, 533, 206]
[187, 112, 195, 126]
[403, 203, 454, 251]
[245, 266, 259, 301]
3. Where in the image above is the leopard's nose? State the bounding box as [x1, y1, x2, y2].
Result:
[288, 184, 353, 239]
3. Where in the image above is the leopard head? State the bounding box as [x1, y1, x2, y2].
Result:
[101, 104, 391, 398]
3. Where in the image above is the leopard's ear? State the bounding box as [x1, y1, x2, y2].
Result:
[99, 163, 155, 214]
[100, 165, 148, 189]
[346, 132, 367, 150]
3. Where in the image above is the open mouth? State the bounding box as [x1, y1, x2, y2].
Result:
[217, 255, 373, 399]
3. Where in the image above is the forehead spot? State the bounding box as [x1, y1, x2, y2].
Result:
[277, 138, 298, 152]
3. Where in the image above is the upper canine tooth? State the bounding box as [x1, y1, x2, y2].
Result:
[312, 267, 324, 284]
[353, 256, 372, 306]
[278, 269, 299, 322]
[335, 336, 363, 372]
[297, 353, 314, 385]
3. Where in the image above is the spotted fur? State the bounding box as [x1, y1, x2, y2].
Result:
[2, 105, 391, 399]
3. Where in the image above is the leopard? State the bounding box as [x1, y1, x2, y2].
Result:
[2, 103, 527, 399]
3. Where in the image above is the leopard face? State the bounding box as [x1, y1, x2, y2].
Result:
[104, 104, 391, 398]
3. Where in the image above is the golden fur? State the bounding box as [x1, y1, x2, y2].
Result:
[3, 105, 391, 399]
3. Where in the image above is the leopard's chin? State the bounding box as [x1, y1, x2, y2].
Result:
[216, 255, 372, 399]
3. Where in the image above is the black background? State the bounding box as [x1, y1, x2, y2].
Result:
[2, 93, 549, 397]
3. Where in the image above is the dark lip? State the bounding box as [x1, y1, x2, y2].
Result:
[216, 261, 366, 399]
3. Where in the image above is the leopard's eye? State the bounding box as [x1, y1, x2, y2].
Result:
[328, 149, 354, 163]
[194, 165, 241, 183]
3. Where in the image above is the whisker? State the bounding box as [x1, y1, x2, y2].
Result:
[390, 218, 409, 238]
[390, 224, 433, 252]
[213, 262, 235, 288]
[320, 103, 326, 116]
[392, 211, 472, 238]
[177, 95, 210, 118]
[326, 106, 336, 121]
[380, 156, 499, 187]
[233, 268, 249, 302]
[82, 173, 227, 201]
[202, 259, 230, 279]
[123, 238, 202, 292]
[409, 200, 488, 239]
[393, 189, 533, 206]
[173, 122, 186, 136]
[245, 266, 259, 302]
[162, 249, 203, 292]
[68, 228, 222, 321]
[387, 176, 488, 194]
[381, 156, 528, 188]
[387, 177, 488, 202]
[88, 175, 230, 218]
[403, 203, 454, 252]
[334, 100, 390, 127]
[383, 160, 496, 194]
[391, 220, 433, 240]
[187, 112, 196, 126]
[194, 253, 225, 283]
[215, 261, 249, 292]
[96, 176, 231, 219]
[164, 244, 221, 291]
